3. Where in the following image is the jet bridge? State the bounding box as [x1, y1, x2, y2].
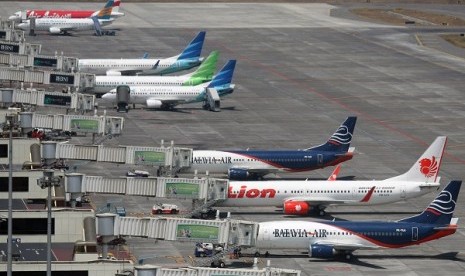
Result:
[0, 88, 95, 111]
[0, 67, 95, 89]
[96, 213, 258, 247]
[64, 173, 228, 202]
[0, 111, 124, 136]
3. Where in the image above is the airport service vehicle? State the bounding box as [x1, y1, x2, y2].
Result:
[255, 180, 461, 260]
[187, 116, 357, 180]
[194, 242, 224, 257]
[79, 31, 206, 76]
[9, 0, 124, 22]
[17, 0, 117, 35]
[126, 169, 150, 177]
[102, 60, 236, 110]
[92, 51, 218, 94]
[151, 203, 180, 215]
[218, 136, 447, 216]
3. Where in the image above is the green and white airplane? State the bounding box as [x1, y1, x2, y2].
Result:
[91, 50, 218, 95]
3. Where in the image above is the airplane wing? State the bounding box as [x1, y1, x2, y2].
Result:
[49, 25, 77, 34]
[230, 167, 280, 177]
[284, 196, 357, 206]
[313, 241, 378, 251]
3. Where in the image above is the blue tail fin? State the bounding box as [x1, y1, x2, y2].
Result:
[177, 31, 206, 60]
[307, 116, 357, 152]
[207, 60, 236, 88]
[399, 180, 461, 225]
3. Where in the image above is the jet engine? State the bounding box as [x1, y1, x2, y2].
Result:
[106, 70, 122, 76]
[283, 201, 310, 215]
[146, 99, 162, 109]
[228, 168, 250, 180]
[309, 244, 336, 259]
[49, 27, 62, 34]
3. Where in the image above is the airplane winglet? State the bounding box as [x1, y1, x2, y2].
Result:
[328, 164, 341, 181]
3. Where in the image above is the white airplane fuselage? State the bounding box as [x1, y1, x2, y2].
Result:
[17, 18, 113, 32]
[102, 85, 207, 105]
[256, 221, 380, 250]
[93, 75, 198, 94]
[220, 180, 439, 207]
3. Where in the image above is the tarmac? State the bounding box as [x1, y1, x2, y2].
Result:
[1, 1, 465, 275]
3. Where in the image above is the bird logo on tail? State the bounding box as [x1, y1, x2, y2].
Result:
[419, 156, 438, 178]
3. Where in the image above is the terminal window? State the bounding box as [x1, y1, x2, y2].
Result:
[0, 218, 54, 235]
[0, 177, 29, 192]
[0, 144, 7, 157]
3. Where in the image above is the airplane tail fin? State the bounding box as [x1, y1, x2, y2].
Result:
[306, 116, 357, 152]
[93, 0, 114, 20]
[177, 31, 206, 60]
[386, 136, 446, 183]
[187, 51, 218, 79]
[398, 180, 461, 225]
[207, 60, 236, 88]
[113, 0, 121, 13]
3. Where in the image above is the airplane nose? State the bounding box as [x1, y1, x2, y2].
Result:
[101, 93, 110, 100]
[8, 15, 19, 21]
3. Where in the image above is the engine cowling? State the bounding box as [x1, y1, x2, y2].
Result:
[49, 27, 62, 34]
[228, 168, 249, 180]
[146, 99, 162, 109]
[309, 244, 336, 259]
[283, 201, 310, 215]
[106, 70, 122, 76]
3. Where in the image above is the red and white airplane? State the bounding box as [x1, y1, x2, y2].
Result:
[218, 136, 446, 216]
[8, 0, 124, 22]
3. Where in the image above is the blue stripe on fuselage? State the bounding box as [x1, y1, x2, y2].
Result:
[227, 150, 351, 172]
[319, 221, 450, 248]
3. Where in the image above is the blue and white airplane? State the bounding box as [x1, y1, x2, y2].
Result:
[186, 117, 357, 180]
[78, 31, 206, 76]
[255, 180, 461, 260]
[101, 60, 236, 110]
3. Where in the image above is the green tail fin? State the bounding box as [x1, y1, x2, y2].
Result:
[183, 51, 218, 86]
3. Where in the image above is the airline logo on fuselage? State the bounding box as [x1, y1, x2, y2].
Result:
[228, 185, 276, 198]
[192, 156, 232, 164]
[29, 11, 73, 18]
[272, 228, 328, 238]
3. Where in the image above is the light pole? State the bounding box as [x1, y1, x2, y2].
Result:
[6, 115, 14, 276]
[37, 170, 61, 276]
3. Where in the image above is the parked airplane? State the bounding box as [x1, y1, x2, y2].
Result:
[91, 50, 218, 95]
[79, 31, 206, 76]
[9, 0, 124, 22]
[16, 0, 116, 35]
[186, 117, 357, 180]
[101, 60, 236, 110]
[255, 180, 461, 260]
[218, 136, 446, 216]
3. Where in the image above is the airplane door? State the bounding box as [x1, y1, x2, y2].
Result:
[263, 228, 272, 248]
[412, 227, 418, 241]
[400, 185, 406, 199]
[317, 154, 323, 166]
